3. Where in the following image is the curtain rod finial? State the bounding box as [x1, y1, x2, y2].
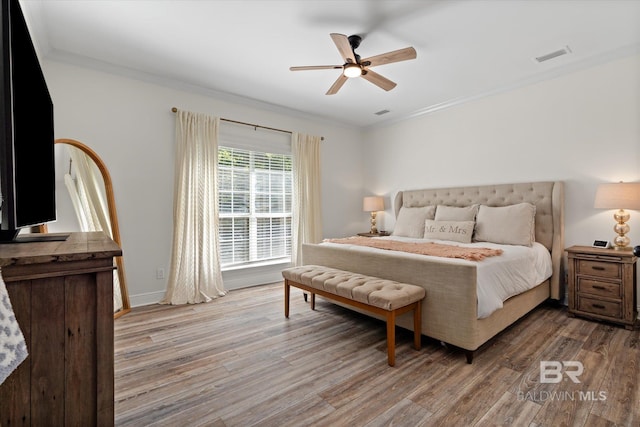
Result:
[171, 107, 177, 113]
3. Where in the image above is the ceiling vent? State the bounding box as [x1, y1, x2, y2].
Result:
[534, 46, 572, 63]
[374, 109, 390, 116]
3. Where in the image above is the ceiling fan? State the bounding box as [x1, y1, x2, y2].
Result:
[290, 33, 417, 95]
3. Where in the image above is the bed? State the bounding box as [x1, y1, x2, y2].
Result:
[302, 181, 564, 362]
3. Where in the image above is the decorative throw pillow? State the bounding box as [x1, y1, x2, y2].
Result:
[434, 204, 479, 221]
[424, 220, 475, 243]
[474, 203, 536, 246]
[392, 206, 436, 238]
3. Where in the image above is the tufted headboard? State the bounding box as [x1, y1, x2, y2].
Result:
[394, 181, 565, 299]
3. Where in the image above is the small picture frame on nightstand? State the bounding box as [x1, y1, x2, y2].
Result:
[592, 240, 610, 249]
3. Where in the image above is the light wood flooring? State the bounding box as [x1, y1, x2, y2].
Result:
[114, 283, 640, 426]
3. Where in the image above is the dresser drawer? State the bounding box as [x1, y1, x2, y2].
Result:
[577, 260, 620, 279]
[577, 278, 621, 298]
[577, 296, 621, 319]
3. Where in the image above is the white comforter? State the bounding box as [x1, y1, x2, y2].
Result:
[321, 236, 552, 319]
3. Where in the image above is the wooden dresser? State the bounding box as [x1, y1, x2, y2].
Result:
[566, 245, 637, 329]
[0, 232, 121, 426]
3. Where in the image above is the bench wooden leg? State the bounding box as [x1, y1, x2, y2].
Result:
[386, 310, 396, 367]
[413, 300, 422, 351]
[310, 293, 315, 310]
[284, 281, 290, 318]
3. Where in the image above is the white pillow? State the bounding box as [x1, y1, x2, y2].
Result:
[474, 203, 536, 246]
[424, 220, 474, 243]
[392, 206, 436, 238]
[434, 204, 479, 221]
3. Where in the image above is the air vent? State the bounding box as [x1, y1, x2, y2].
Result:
[374, 109, 390, 116]
[534, 46, 572, 63]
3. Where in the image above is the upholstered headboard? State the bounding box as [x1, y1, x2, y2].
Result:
[394, 181, 565, 299]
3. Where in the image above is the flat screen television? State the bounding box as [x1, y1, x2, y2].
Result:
[0, 0, 58, 242]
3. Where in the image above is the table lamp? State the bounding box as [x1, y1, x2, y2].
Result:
[363, 196, 384, 234]
[594, 181, 640, 250]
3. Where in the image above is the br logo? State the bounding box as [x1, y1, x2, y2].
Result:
[540, 361, 584, 383]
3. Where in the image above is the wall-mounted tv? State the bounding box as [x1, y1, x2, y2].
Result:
[0, 0, 57, 242]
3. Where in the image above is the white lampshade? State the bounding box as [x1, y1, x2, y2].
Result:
[594, 182, 640, 210]
[363, 196, 384, 212]
[343, 63, 362, 78]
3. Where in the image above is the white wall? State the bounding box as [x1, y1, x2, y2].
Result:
[43, 61, 364, 306]
[362, 53, 640, 307]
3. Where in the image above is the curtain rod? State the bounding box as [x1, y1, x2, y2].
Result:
[171, 107, 323, 141]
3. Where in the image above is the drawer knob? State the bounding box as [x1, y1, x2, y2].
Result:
[591, 266, 605, 271]
[592, 285, 606, 290]
[592, 304, 606, 310]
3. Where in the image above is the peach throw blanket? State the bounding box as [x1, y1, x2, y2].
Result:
[324, 236, 503, 261]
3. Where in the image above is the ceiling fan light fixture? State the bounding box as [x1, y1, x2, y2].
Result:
[290, 33, 416, 94]
[343, 63, 362, 78]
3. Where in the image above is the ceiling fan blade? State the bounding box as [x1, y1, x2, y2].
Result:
[330, 33, 356, 63]
[290, 65, 343, 71]
[361, 47, 417, 67]
[361, 69, 397, 91]
[326, 74, 348, 95]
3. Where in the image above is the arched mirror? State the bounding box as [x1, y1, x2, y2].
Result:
[42, 138, 130, 318]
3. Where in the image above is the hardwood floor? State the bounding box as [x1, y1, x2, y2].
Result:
[114, 283, 640, 426]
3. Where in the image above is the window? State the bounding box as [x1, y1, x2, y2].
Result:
[218, 146, 292, 268]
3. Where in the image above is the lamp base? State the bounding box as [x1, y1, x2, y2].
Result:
[612, 209, 632, 251]
[370, 212, 378, 234]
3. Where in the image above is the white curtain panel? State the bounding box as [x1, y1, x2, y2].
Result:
[292, 132, 323, 266]
[67, 147, 111, 234]
[161, 109, 226, 304]
[64, 147, 122, 312]
[64, 174, 90, 231]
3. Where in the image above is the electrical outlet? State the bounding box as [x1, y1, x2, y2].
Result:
[156, 268, 165, 279]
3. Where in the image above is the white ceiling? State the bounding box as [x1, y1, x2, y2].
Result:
[20, 0, 640, 129]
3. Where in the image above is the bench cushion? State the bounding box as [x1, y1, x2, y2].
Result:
[282, 265, 426, 311]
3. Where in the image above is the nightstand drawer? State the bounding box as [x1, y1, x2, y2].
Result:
[577, 278, 621, 298]
[577, 296, 621, 319]
[577, 260, 620, 279]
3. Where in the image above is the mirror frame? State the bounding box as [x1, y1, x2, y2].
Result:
[44, 138, 130, 318]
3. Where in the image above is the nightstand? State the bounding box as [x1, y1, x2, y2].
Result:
[357, 231, 390, 237]
[566, 245, 637, 330]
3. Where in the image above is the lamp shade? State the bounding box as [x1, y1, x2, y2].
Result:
[343, 63, 362, 78]
[363, 196, 384, 212]
[594, 182, 640, 210]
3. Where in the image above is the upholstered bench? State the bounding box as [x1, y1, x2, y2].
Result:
[281, 265, 426, 366]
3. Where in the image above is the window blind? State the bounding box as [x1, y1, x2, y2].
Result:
[218, 122, 292, 268]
